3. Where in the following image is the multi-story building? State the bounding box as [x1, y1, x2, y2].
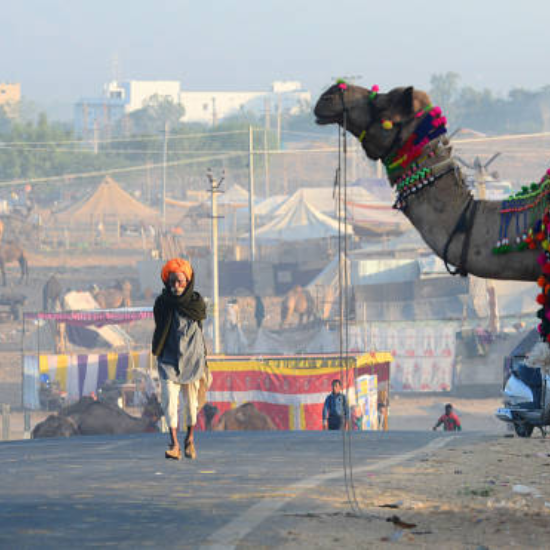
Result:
[74, 79, 311, 137]
[0, 83, 21, 118]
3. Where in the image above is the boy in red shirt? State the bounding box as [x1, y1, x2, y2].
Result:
[433, 403, 462, 431]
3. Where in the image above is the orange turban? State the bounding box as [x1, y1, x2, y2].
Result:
[161, 258, 193, 285]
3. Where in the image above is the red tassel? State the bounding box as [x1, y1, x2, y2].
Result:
[538, 276, 547, 287]
[543, 263, 550, 275]
[529, 241, 538, 250]
[537, 293, 547, 305]
[537, 232, 546, 241]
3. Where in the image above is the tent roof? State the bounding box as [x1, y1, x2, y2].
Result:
[272, 186, 381, 219]
[246, 194, 353, 243]
[55, 176, 159, 223]
[306, 254, 351, 290]
[218, 184, 249, 206]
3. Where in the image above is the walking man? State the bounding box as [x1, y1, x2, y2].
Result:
[322, 379, 349, 430]
[152, 258, 211, 460]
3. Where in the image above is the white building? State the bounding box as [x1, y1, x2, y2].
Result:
[180, 81, 311, 125]
[75, 79, 311, 135]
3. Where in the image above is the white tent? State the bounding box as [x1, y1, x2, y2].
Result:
[244, 194, 353, 244]
[271, 187, 379, 219]
[218, 184, 250, 206]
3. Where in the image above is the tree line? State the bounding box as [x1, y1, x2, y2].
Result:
[0, 75, 549, 193]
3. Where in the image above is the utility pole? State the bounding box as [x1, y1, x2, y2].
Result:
[93, 120, 99, 155]
[161, 122, 169, 230]
[263, 98, 270, 198]
[248, 125, 256, 261]
[207, 168, 224, 354]
[211, 97, 217, 127]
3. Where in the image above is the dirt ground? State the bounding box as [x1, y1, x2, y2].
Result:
[276, 434, 550, 549]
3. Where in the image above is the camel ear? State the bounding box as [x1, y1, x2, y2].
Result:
[398, 87, 414, 115]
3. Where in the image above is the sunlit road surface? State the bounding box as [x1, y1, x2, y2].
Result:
[0, 430, 485, 549]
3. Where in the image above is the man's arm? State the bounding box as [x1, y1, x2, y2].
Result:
[322, 396, 330, 430]
[433, 415, 443, 431]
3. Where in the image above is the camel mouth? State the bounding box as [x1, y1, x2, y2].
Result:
[315, 115, 340, 126]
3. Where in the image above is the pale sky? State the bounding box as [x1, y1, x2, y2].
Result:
[2, 0, 550, 107]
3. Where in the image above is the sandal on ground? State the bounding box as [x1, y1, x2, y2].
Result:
[184, 440, 196, 460]
[165, 446, 182, 460]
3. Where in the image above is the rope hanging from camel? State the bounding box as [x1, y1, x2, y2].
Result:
[335, 80, 362, 515]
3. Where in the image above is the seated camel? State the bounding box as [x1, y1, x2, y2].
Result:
[32, 394, 162, 438]
[91, 280, 132, 308]
[213, 402, 277, 431]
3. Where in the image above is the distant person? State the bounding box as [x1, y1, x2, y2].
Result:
[433, 403, 462, 432]
[322, 379, 349, 430]
[254, 295, 265, 329]
[152, 258, 210, 460]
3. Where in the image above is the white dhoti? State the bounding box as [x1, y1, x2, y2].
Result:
[160, 371, 211, 428]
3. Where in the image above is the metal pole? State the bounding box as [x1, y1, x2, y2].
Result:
[263, 125, 270, 199]
[264, 99, 271, 198]
[208, 170, 223, 354]
[248, 126, 256, 261]
[162, 122, 169, 230]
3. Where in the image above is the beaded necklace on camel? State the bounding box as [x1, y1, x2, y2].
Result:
[382, 104, 449, 210]
[493, 169, 550, 343]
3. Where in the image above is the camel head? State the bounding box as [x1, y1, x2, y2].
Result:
[314, 83, 432, 161]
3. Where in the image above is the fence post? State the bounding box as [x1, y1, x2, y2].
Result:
[2, 404, 10, 441]
[23, 410, 31, 439]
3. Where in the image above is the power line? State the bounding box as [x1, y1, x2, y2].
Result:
[0, 152, 246, 188]
[0, 129, 249, 147]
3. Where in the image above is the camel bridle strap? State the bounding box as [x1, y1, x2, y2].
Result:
[442, 195, 477, 277]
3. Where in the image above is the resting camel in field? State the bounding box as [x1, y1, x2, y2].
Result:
[91, 280, 132, 308]
[0, 242, 29, 286]
[32, 394, 162, 438]
[280, 286, 316, 328]
[213, 403, 277, 431]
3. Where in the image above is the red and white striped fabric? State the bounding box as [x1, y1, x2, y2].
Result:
[202, 353, 391, 430]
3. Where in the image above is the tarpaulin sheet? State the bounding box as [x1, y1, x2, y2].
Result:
[24, 307, 153, 327]
[203, 353, 391, 430]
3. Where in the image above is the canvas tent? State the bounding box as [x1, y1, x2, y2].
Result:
[270, 187, 380, 220]
[54, 176, 159, 224]
[244, 194, 353, 244]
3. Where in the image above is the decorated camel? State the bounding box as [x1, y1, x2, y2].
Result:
[314, 83, 543, 281]
[315, 82, 550, 346]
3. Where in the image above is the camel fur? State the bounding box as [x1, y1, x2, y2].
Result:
[0, 242, 29, 286]
[32, 394, 162, 438]
[213, 402, 277, 431]
[280, 286, 316, 328]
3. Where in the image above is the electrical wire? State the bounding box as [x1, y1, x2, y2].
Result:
[0, 152, 246, 188]
[336, 106, 362, 515]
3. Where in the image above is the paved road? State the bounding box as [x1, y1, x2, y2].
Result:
[0, 431, 481, 549]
